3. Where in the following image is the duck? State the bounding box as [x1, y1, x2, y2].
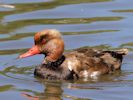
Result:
[19, 29, 128, 80]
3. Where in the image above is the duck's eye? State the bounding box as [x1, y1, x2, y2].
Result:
[41, 39, 47, 44]
[40, 34, 48, 43]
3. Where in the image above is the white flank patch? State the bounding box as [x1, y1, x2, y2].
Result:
[90, 71, 100, 79]
[83, 70, 89, 77]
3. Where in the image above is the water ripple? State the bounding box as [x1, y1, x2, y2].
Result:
[0, 0, 133, 100]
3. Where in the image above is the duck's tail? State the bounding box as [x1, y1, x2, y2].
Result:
[103, 48, 128, 62]
[115, 48, 128, 55]
[102, 48, 128, 70]
[103, 48, 128, 56]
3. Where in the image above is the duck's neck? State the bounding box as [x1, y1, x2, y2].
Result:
[43, 55, 65, 68]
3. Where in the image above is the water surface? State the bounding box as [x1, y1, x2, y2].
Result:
[0, 0, 133, 100]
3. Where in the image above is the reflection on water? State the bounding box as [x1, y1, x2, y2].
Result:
[22, 81, 63, 100]
[0, 0, 133, 100]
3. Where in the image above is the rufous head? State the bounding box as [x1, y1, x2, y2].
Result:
[19, 29, 64, 62]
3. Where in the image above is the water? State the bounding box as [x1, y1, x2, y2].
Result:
[0, 0, 133, 100]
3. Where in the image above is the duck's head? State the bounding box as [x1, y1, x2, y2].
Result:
[19, 29, 64, 63]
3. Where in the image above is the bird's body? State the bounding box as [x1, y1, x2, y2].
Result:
[34, 48, 128, 80]
[19, 29, 128, 80]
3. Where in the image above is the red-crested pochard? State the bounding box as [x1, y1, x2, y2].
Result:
[19, 29, 128, 80]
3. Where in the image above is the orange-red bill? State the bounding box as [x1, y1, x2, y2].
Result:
[19, 45, 40, 59]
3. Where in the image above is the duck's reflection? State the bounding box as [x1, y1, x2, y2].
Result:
[22, 80, 63, 100]
[21, 70, 123, 100]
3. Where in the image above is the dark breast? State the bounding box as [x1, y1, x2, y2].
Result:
[34, 63, 77, 80]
